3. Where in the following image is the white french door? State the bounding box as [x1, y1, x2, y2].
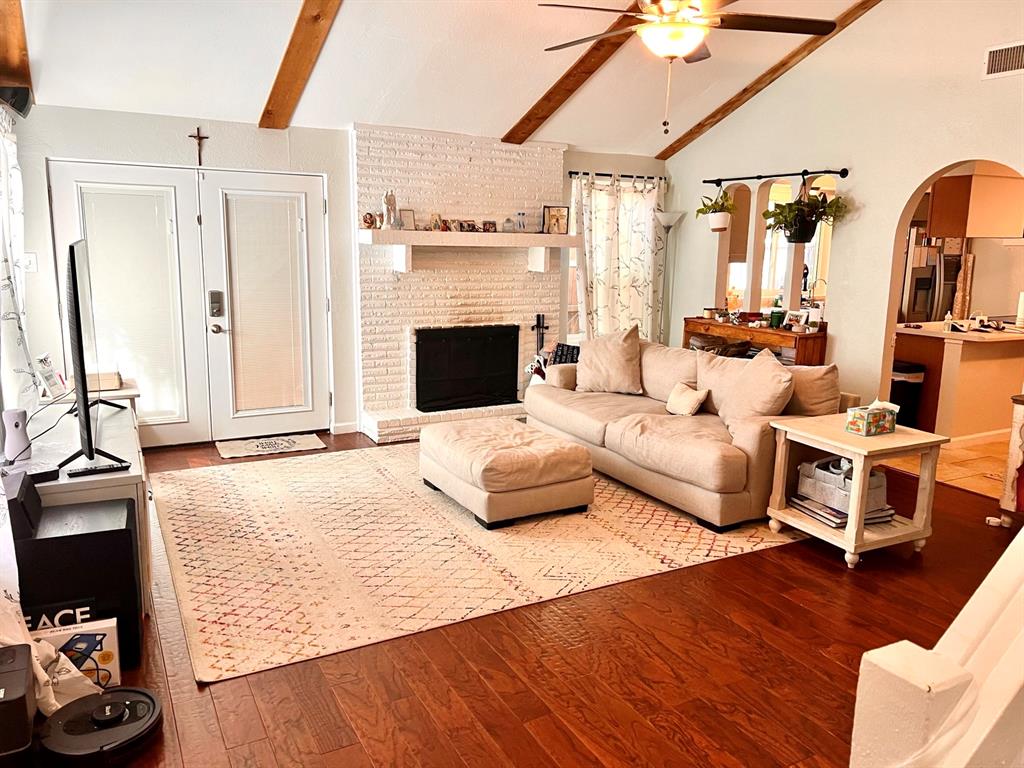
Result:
[198, 170, 328, 440]
[48, 161, 211, 446]
[47, 161, 329, 446]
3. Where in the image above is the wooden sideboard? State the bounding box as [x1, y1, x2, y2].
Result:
[683, 317, 828, 365]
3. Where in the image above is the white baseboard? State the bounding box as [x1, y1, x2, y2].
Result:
[948, 428, 1011, 446]
[330, 421, 358, 435]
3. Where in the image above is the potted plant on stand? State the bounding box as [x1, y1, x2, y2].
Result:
[763, 191, 848, 243]
[696, 188, 736, 233]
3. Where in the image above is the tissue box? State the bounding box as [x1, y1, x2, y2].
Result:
[798, 457, 888, 512]
[31, 618, 120, 688]
[846, 405, 897, 436]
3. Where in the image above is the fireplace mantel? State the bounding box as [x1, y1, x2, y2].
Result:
[357, 229, 582, 273]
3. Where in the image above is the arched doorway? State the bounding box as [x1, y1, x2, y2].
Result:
[878, 159, 1024, 501]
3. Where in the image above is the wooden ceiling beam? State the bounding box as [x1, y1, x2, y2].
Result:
[0, 0, 32, 89]
[503, 2, 639, 145]
[259, 0, 342, 129]
[656, 0, 882, 161]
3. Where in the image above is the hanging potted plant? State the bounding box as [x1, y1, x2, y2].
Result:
[763, 191, 849, 244]
[695, 188, 736, 233]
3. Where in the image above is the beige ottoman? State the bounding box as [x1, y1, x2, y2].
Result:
[420, 418, 594, 529]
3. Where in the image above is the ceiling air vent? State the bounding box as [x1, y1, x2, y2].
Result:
[983, 41, 1024, 79]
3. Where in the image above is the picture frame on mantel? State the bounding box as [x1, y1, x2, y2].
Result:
[399, 209, 416, 231]
[543, 205, 569, 235]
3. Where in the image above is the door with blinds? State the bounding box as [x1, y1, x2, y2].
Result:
[198, 170, 329, 440]
[47, 161, 329, 446]
[48, 161, 210, 446]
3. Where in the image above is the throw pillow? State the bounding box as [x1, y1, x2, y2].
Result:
[695, 351, 749, 414]
[784, 364, 841, 416]
[576, 325, 643, 394]
[549, 342, 581, 365]
[697, 348, 794, 423]
[639, 342, 699, 402]
[665, 382, 708, 416]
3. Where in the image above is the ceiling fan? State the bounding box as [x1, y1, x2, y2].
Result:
[540, 0, 837, 135]
[541, 0, 837, 62]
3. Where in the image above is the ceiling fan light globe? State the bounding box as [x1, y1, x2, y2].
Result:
[637, 22, 708, 59]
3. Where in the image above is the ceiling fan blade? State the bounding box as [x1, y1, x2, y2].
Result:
[709, 13, 837, 35]
[683, 40, 711, 63]
[544, 24, 642, 51]
[538, 3, 644, 16]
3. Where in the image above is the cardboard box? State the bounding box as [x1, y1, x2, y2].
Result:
[31, 618, 120, 689]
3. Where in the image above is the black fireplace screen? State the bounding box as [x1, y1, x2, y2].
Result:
[415, 325, 520, 412]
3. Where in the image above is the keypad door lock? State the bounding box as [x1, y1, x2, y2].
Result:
[209, 290, 224, 317]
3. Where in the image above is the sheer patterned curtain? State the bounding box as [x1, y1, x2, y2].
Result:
[0, 111, 38, 414]
[571, 174, 666, 341]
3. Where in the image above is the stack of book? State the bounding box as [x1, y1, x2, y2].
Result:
[789, 495, 895, 529]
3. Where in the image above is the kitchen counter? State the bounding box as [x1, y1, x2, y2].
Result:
[893, 323, 1024, 438]
[895, 321, 1024, 343]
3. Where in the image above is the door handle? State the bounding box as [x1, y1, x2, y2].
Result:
[210, 324, 224, 334]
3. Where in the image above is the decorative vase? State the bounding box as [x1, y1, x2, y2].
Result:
[707, 212, 731, 233]
[785, 213, 819, 243]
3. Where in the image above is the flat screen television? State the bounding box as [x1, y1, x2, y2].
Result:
[60, 240, 128, 473]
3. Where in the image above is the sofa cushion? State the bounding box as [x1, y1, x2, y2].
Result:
[524, 384, 667, 445]
[639, 342, 699, 402]
[419, 418, 591, 493]
[784, 364, 841, 416]
[605, 413, 747, 493]
[697, 348, 793, 423]
[576, 326, 643, 395]
[665, 383, 708, 416]
[695, 352, 749, 415]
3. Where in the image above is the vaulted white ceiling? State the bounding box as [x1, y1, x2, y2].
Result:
[21, 0, 857, 157]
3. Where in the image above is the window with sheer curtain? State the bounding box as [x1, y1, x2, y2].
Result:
[569, 175, 666, 342]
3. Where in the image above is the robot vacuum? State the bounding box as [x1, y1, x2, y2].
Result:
[39, 687, 162, 765]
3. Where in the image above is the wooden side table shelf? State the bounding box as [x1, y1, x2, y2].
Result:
[767, 414, 949, 568]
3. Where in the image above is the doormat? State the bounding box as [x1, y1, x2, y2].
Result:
[214, 433, 326, 459]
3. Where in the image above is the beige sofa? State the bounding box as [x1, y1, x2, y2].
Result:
[525, 342, 859, 529]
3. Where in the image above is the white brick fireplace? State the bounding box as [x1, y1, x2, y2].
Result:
[352, 125, 566, 443]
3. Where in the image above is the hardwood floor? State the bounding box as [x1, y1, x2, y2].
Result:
[128, 433, 1020, 768]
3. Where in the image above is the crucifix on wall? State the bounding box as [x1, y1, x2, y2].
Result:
[188, 125, 209, 166]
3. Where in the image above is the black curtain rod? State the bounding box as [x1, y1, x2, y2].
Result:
[702, 168, 849, 186]
[568, 170, 667, 181]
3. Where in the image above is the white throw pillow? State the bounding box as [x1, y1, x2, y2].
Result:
[665, 383, 709, 416]
[576, 325, 643, 394]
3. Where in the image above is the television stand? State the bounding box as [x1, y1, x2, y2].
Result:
[68, 398, 127, 416]
[58, 447, 131, 475]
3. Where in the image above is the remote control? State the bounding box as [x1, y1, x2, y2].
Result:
[67, 461, 132, 478]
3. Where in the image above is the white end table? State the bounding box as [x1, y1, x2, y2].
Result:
[768, 414, 949, 569]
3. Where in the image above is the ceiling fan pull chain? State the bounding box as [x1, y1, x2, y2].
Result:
[662, 58, 674, 135]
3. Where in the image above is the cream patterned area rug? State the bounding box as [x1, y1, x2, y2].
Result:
[214, 433, 326, 459]
[152, 443, 800, 681]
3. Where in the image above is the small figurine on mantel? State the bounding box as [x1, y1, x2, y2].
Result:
[381, 189, 398, 230]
